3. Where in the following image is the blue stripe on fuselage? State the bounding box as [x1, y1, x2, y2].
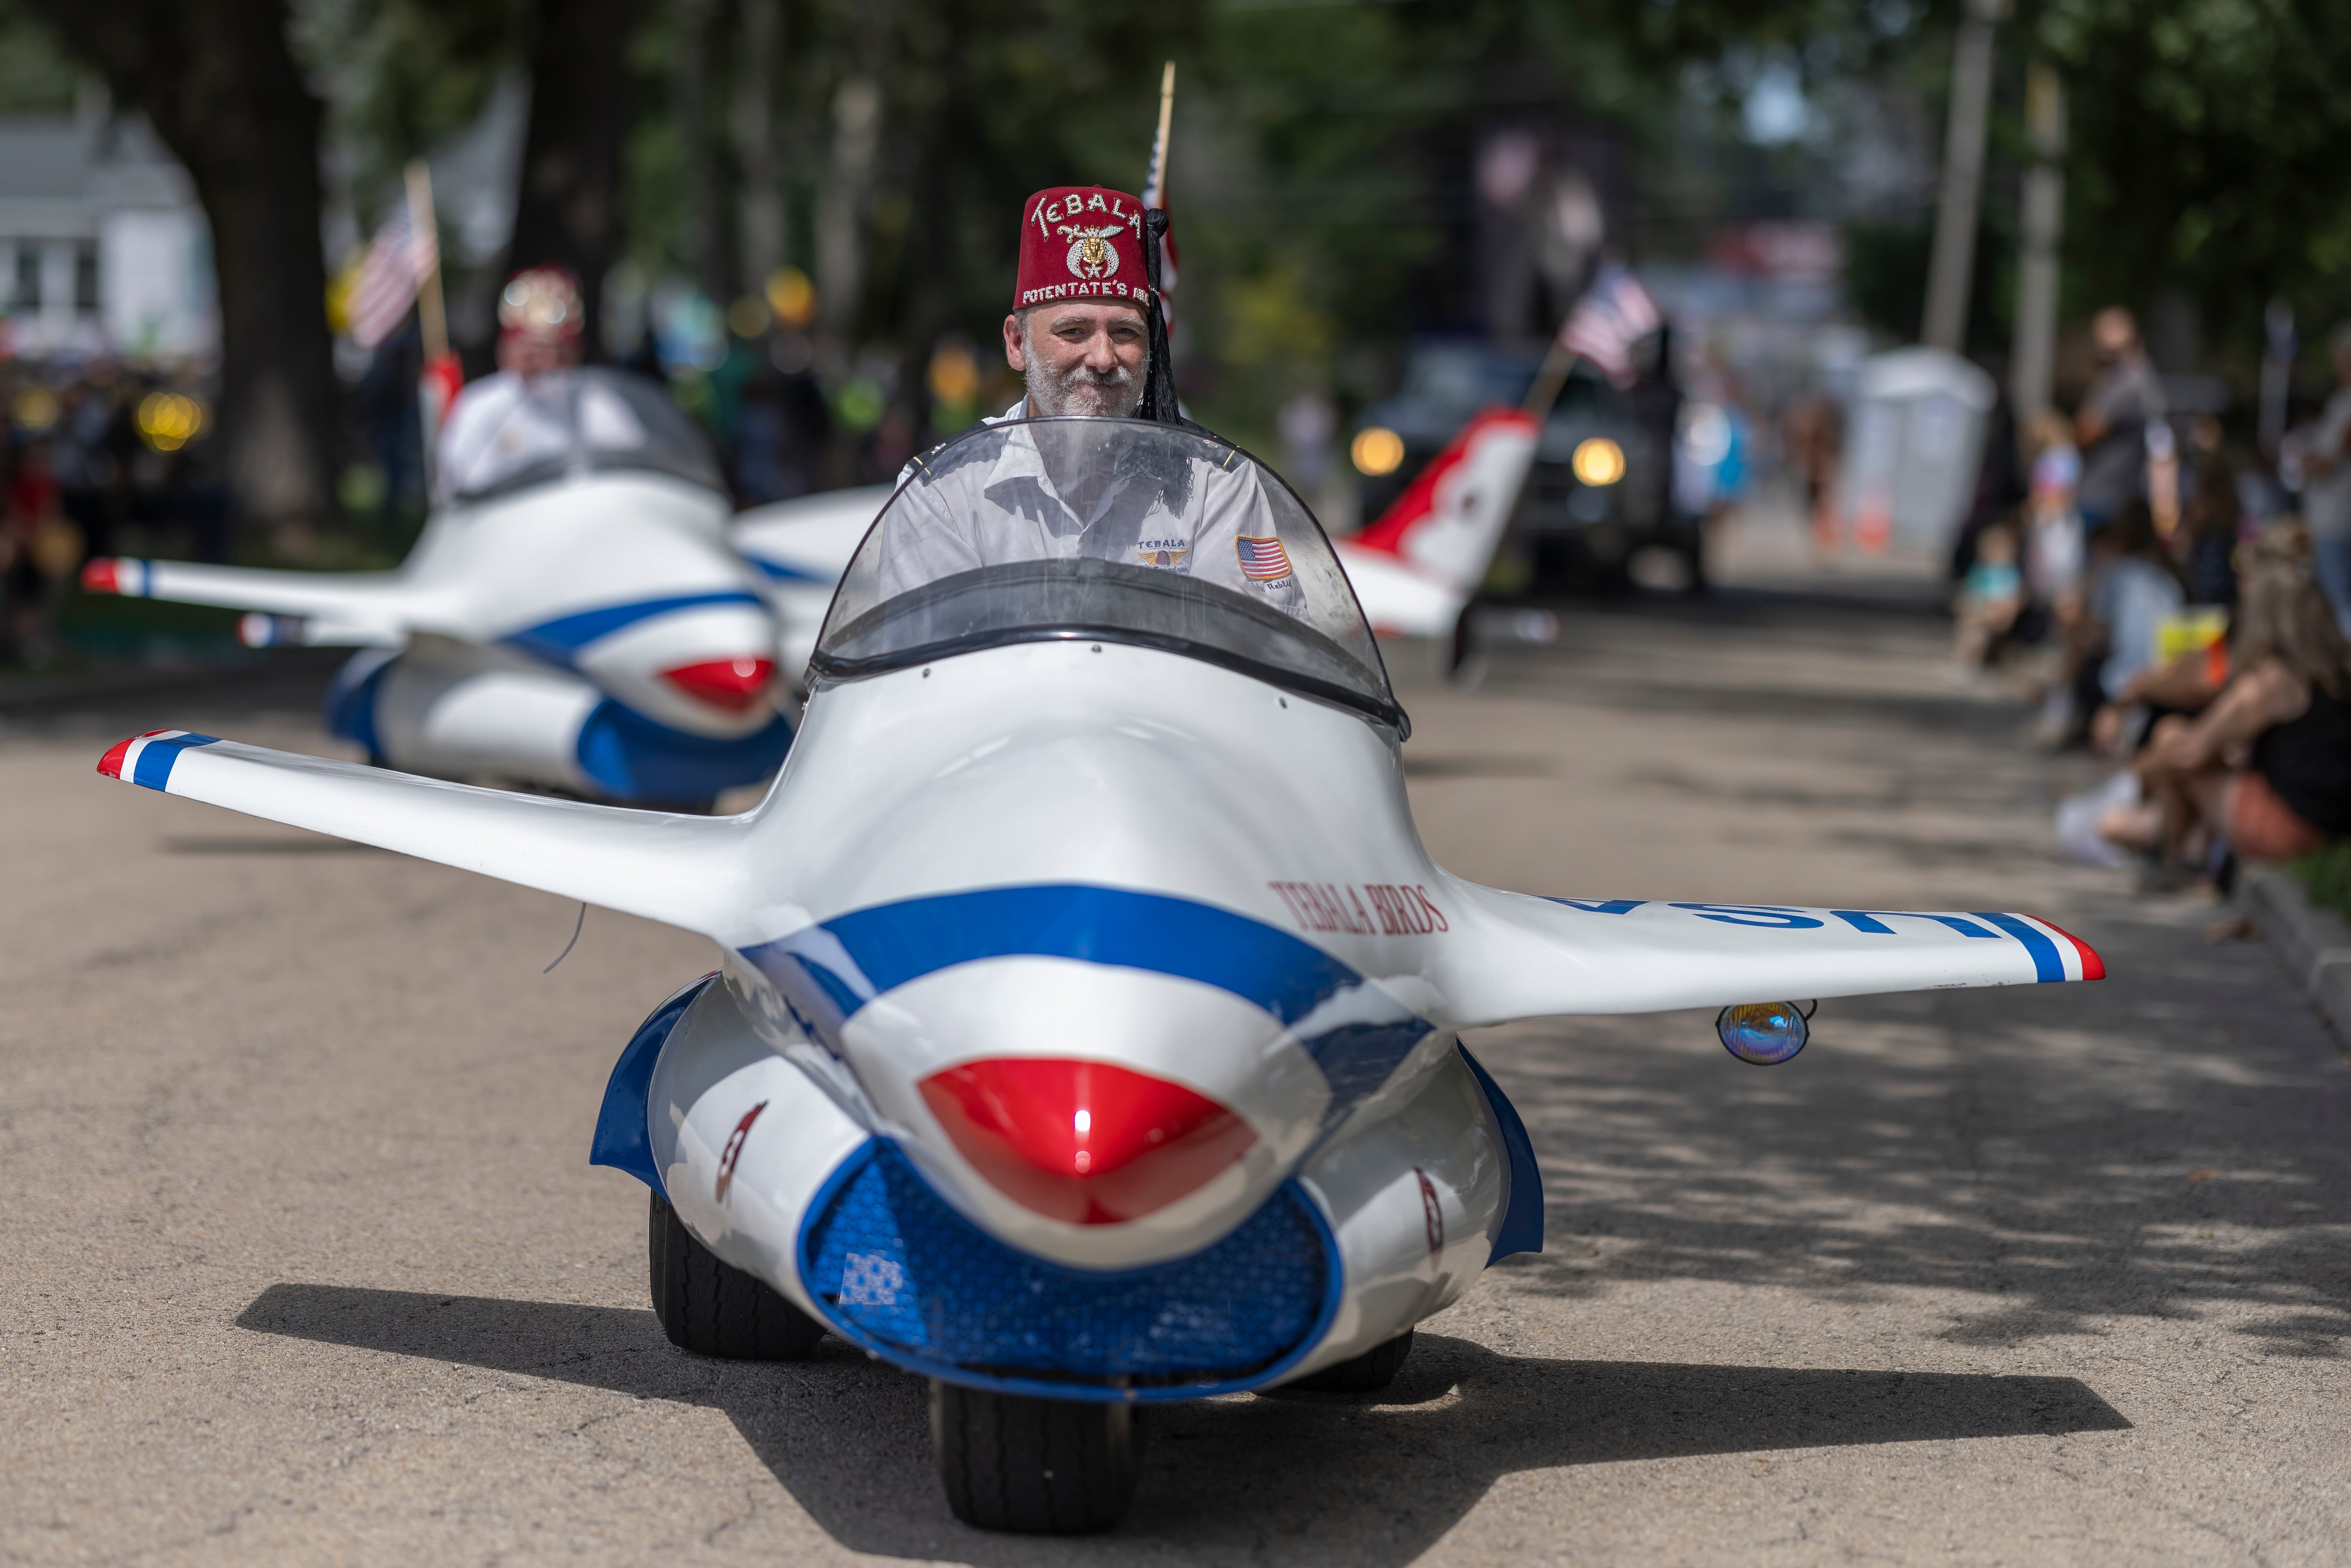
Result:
[741, 884, 1432, 1126]
[503, 591, 766, 667]
[132, 732, 219, 791]
[743, 555, 824, 583]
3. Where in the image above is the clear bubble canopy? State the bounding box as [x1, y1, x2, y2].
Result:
[440, 367, 727, 503]
[812, 417, 1404, 730]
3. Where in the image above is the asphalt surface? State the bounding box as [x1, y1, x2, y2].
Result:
[4, 577, 2348, 1565]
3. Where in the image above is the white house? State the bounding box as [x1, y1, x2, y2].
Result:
[0, 90, 214, 362]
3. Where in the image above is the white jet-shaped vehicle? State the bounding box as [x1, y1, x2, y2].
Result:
[84, 369, 793, 808]
[95, 417, 2101, 1534]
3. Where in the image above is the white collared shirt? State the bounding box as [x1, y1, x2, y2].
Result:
[436, 368, 653, 504]
[876, 401, 1307, 616]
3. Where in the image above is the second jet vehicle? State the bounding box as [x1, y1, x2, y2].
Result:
[84, 369, 793, 809]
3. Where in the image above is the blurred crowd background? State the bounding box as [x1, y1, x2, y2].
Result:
[0, 0, 2349, 733]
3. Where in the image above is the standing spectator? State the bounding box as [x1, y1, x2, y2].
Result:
[1277, 389, 1337, 510]
[2178, 412, 2241, 607]
[731, 358, 796, 506]
[53, 372, 125, 562]
[2023, 410, 2085, 612]
[1951, 385, 2027, 587]
[4, 439, 78, 666]
[2075, 307, 2165, 528]
[2292, 324, 2351, 629]
[355, 319, 428, 531]
[1782, 391, 1843, 552]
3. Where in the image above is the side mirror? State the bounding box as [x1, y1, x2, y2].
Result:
[1716, 1000, 1814, 1065]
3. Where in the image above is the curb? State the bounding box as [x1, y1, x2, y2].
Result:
[0, 649, 344, 720]
[2238, 867, 2351, 1048]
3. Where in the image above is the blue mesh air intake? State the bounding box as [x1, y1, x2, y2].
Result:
[798, 1141, 1339, 1402]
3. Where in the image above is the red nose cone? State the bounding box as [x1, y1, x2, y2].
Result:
[80, 558, 120, 594]
[918, 1057, 1258, 1226]
[661, 656, 775, 712]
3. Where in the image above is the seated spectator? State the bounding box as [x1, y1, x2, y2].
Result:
[1954, 518, 2024, 670]
[2077, 501, 2188, 753]
[2109, 626, 2231, 717]
[2099, 521, 2351, 877]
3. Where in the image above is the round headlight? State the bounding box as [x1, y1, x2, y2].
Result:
[1716, 1001, 1811, 1065]
[1351, 426, 1406, 477]
[1571, 436, 1625, 486]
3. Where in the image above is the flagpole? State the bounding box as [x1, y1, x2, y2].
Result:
[403, 159, 461, 501]
[403, 161, 448, 362]
[1523, 340, 1578, 421]
[1144, 61, 1175, 205]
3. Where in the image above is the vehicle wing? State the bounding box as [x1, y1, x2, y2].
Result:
[1434, 882, 2101, 1026]
[83, 558, 419, 639]
[95, 730, 764, 940]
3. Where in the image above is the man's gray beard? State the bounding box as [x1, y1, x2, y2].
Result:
[1022, 327, 1144, 418]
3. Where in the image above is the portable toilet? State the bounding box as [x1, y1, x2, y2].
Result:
[1838, 347, 1996, 554]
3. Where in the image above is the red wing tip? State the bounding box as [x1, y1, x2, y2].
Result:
[2033, 915, 2106, 981]
[96, 729, 172, 781]
[80, 558, 121, 594]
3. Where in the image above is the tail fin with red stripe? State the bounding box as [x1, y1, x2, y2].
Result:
[1347, 407, 1540, 595]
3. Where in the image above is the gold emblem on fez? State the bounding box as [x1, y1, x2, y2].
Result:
[1058, 224, 1123, 280]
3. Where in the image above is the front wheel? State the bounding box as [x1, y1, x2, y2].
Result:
[931, 1381, 1145, 1533]
[647, 1192, 823, 1360]
[1283, 1329, 1414, 1392]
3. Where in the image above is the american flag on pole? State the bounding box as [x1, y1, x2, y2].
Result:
[346, 199, 439, 350]
[1556, 265, 1663, 388]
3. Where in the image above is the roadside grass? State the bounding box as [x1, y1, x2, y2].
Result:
[2288, 841, 2351, 922]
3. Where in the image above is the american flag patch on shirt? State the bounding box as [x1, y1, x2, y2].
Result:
[1236, 536, 1293, 581]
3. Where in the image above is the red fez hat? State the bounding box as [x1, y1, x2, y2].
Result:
[1015, 187, 1151, 313]
[499, 267, 584, 342]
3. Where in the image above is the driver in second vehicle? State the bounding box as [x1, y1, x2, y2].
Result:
[876, 186, 1306, 617]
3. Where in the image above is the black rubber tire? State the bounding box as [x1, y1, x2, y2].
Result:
[931, 1380, 1146, 1533]
[647, 1192, 824, 1360]
[1285, 1329, 1413, 1392]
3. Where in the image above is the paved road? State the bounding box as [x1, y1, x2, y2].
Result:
[4, 590, 2347, 1566]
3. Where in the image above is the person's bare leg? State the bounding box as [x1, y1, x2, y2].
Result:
[2098, 797, 2163, 851]
[2179, 769, 2239, 871]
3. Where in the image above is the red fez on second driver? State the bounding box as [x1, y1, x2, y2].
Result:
[1015, 187, 1151, 312]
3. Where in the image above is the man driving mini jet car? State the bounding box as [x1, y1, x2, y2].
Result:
[84, 268, 792, 808]
[94, 187, 2103, 1536]
[884, 184, 1302, 609]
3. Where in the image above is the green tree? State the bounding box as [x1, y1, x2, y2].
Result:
[2035, 0, 2351, 359]
[23, 0, 343, 546]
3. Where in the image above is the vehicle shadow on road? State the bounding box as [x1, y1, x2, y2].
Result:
[236, 1286, 2123, 1565]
